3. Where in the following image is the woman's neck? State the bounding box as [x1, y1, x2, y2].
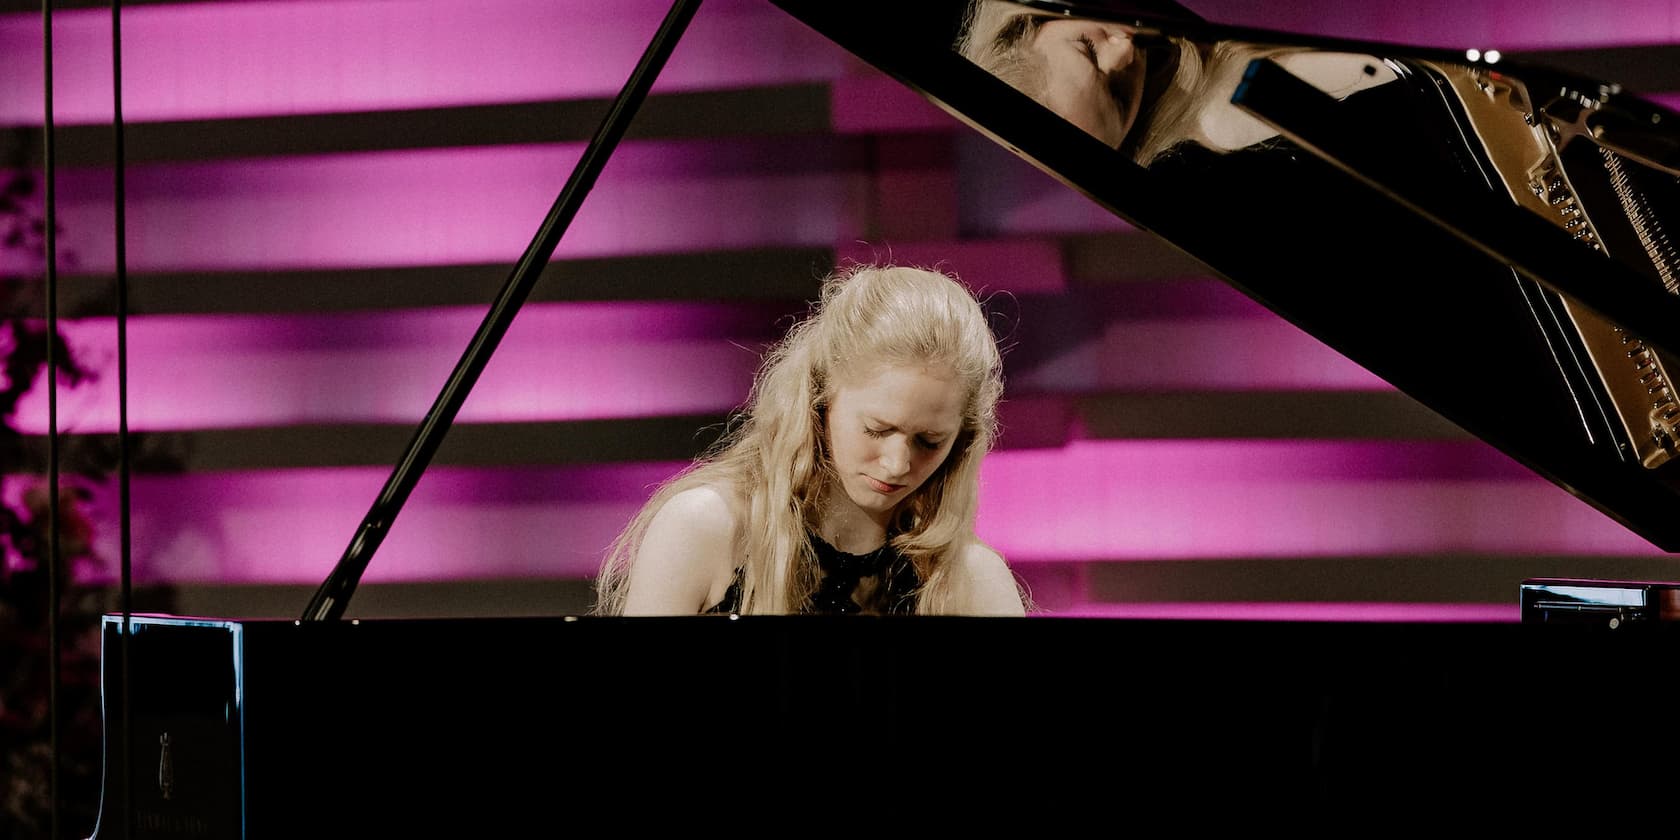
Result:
[815, 483, 890, 554]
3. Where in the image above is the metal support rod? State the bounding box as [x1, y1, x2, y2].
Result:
[112, 0, 133, 835]
[42, 0, 63, 835]
[301, 0, 704, 622]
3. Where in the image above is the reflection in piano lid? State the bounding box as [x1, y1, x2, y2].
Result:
[774, 0, 1680, 549]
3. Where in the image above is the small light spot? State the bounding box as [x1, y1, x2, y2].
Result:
[1485, 49, 1502, 64]
[1465, 48, 1482, 62]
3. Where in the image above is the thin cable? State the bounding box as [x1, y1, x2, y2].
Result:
[112, 0, 133, 835]
[42, 0, 63, 837]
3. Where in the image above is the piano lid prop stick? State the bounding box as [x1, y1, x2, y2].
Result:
[300, 0, 705, 622]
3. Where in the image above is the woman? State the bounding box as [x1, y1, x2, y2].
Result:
[593, 264, 1026, 616]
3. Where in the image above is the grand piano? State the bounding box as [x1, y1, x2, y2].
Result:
[87, 0, 1680, 834]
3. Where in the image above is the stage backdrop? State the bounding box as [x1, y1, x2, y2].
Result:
[2, 0, 1678, 619]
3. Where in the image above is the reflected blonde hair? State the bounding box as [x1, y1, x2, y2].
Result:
[594, 264, 1006, 615]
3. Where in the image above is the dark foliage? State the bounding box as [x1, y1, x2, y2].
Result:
[0, 139, 105, 839]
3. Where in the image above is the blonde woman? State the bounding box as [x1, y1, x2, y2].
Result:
[594, 265, 1025, 616]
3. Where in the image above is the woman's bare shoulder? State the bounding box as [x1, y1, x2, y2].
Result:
[651, 483, 741, 536]
[623, 482, 743, 615]
[953, 540, 1027, 617]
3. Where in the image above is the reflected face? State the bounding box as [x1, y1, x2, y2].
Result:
[1029, 19, 1149, 148]
[824, 363, 965, 527]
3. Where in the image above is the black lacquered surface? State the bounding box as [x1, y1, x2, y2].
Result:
[773, 0, 1680, 550]
[92, 614, 1680, 833]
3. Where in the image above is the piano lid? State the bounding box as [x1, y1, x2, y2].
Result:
[771, 0, 1680, 551]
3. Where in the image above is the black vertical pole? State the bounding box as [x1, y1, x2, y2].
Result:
[112, 0, 133, 836]
[41, 0, 62, 837]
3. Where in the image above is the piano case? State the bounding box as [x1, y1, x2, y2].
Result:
[95, 612, 1680, 834]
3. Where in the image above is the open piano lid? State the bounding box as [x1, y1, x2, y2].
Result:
[773, 0, 1680, 551]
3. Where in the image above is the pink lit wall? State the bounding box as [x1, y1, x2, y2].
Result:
[79, 441, 1658, 589]
[48, 140, 872, 272]
[91, 463, 681, 586]
[16, 303, 780, 433]
[0, 0, 848, 125]
[10, 0, 1673, 127]
[1183, 0, 1680, 49]
[14, 280, 1382, 434]
[973, 440, 1664, 561]
[1061, 602, 1520, 621]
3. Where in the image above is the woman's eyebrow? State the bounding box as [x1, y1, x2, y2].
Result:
[869, 416, 951, 437]
[993, 14, 1038, 50]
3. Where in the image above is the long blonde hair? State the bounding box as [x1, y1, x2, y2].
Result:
[593, 265, 1006, 615]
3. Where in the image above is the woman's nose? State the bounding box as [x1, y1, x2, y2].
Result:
[879, 439, 911, 478]
[1075, 21, 1138, 74]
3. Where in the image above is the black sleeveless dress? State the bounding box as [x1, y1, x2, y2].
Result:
[703, 533, 921, 615]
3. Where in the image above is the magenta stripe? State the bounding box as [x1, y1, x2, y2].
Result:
[85, 463, 684, 585]
[47, 440, 1660, 586]
[12, 290, 1392, 433]
[0, 0, 844, 126]
[1013, 316, 1391, 392]
[43, 139, 868, 272]
[5, 0, 1673, 128]
[1045, 602, 1521, 622]
[975, 440, 1665, 560]
[1178, 0, 1680, 48]
[834, 238, 1068, 294]
[13, 303, 779, 432]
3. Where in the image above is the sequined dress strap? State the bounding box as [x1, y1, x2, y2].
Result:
[702, 533, 920, 615]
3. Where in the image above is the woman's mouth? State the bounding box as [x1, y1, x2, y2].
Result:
[864, 476, 905, 494]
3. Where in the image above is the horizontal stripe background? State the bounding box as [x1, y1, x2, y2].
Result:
[4, 0, 1678, 617]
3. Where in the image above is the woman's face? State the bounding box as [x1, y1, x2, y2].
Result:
[1030, 19, 1149, 148]
[825, 363, 966, 527]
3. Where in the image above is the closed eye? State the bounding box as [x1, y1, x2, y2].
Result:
[1077, 34, 1099, 68]
[867, 425, 944, 451]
